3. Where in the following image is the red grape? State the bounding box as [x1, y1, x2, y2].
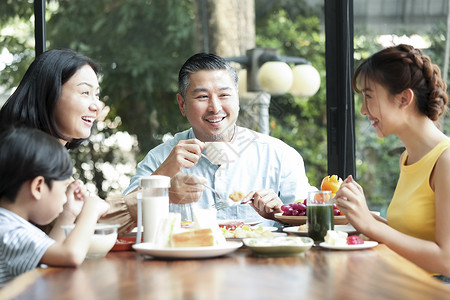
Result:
[282, 200, 307, 216]
[281, 205, 290, 212]
[283, 207, 293, 216]
[296, 203, 306, 211]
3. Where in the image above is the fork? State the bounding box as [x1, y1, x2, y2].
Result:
[202, 184, 232, 210]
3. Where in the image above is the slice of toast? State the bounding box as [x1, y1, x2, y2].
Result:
[171, 228, 214, 247]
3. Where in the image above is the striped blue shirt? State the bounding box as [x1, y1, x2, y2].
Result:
[0, 208, 55, 286]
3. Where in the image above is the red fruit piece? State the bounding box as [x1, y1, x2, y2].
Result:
[219, 221, 244, 231]
[347, 235, 364, 245]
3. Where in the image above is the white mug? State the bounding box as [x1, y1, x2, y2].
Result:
[203, 142, 238, 165]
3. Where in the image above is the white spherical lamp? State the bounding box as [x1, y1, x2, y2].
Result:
[238, 69, 247, 97]
[257, 61, 293, 96]
[289, 64, 321, 97]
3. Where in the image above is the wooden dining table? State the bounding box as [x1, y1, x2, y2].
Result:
[2, 238, 450, 300]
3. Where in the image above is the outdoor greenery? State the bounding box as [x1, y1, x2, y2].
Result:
[0, 1, 448, 211]
[255, 5, 327, 189]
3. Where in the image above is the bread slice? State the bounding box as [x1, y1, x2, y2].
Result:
[171, 228, 214, 247]
[229, 191, 245, 202]
[153, 213, 181, 248]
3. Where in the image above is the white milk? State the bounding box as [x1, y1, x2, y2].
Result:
[87, 232, 118, 258]
[143, 195, 169, 243]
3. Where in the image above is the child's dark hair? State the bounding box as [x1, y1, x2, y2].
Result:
[0, 127, 73, 203]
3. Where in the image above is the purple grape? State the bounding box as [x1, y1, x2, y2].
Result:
[281, 205, 290, 212]
[296, 203, 307, 211]
[283, 207, 293, 216]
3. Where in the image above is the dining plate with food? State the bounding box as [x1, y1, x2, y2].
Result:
[283, 224, 358, 236]
[319, 241, 378, 250]
[219, 221, 281, 240]
[218, 219, 263, 226]
[318, 230, 378, 250]
[133, 209, 242, 259]
[133, 241, 243, 259]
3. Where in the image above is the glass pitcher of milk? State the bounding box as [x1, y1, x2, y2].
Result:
[136, 175, 170, 244]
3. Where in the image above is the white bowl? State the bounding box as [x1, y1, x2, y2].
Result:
[243, 236, 314, 256]
[61, 223, 120, 258]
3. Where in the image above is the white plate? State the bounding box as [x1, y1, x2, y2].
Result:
[283, 224, 358, 236]
[260, 226, 278, 232]
[132, 241, 243, 259]
[319, 241, 378, 250]
[218, 219, 263, 226]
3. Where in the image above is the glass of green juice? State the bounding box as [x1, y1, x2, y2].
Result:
[307, 190, 334, 242]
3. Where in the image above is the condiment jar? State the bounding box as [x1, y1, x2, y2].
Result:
[136, 175, 170, 243]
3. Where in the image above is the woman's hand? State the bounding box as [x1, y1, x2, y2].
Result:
[334, 175, 375, 234]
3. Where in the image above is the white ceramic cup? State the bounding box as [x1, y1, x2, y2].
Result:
[203, 142, 238, 165]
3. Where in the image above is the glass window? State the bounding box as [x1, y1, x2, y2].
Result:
[353, 0, 449, 216]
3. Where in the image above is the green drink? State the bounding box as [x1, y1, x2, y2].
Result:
[307, 204, 334, 242]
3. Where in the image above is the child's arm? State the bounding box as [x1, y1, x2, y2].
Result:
[48, 180, 87, 241]
[41, 196, 110, 266]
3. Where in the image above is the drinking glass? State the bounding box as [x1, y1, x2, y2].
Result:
[307, 190, 334, 242]
[170, 203, 194, 228]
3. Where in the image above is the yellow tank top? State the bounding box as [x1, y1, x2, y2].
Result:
[387, 139, 450, 241]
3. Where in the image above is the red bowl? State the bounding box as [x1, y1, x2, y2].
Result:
[111, 237, 137, 251]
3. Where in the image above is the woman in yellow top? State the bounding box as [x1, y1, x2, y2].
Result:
[335, 44, 450, 277]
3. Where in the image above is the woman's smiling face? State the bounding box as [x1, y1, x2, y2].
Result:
[360, 77, 402, 138]
[54, 65, 102, 144]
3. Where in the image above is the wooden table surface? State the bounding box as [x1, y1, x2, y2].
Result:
[2, 242, 450, 300]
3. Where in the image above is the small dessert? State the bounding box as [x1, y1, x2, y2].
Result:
[153, 210, 227, 248]
[172, 228, 214, 247]
[347, 235, 364, 245]
[229, 191, 245, 202]
[297, 224, 308, 232]
[324, 230, 348, 245]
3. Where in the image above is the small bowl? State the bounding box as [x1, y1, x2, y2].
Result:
[61, 223, 120, 258]
[111, 237, 137, 251]
[243, 236, 314, 256]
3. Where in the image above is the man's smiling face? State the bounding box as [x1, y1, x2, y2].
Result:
[177, 69, 240, 142]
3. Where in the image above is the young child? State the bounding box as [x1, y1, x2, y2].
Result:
[0, 127, 110, 286]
